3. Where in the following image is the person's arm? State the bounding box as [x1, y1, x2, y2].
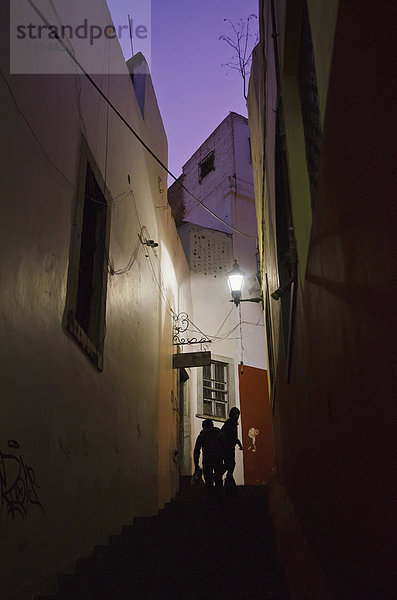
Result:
[222, 420, 242, 449]
[232, 422, 242, 449]
[193, 434, 202, 469]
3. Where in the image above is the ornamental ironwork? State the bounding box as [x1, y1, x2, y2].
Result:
[172, 312, 211, 346]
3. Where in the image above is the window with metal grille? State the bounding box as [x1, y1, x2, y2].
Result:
[198, 151, 215, 183]
[202, 361, 228, 419]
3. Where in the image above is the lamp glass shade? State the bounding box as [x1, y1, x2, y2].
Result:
[227, 260, 245, 293]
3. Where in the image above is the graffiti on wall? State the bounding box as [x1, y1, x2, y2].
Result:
[58, 438, 72, 460]
[0, 440, 44, 518]
[248, 428, 260, 452]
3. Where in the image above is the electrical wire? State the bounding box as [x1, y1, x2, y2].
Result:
[103, 43, 110, 194]
[2, 54, 261, 347]
[0, 67, 136, 212]
[1, 64, 143, 277]
[1, 62, 262, 347]
[145, 247, 175, 317]
[210, 317, 263, 346]
[1, 45, 175, 338]
[206, 314, 264, 340]
[26, 0, 257, 240]
[184, 316, 213, 343]
[48, 0, 88, 141]
[239, 303, 244, 363]
[128, 189, 175, 316]
[107, 185, 144, 275]
[110, 236, 141, 276]
[7, 1, 263, 349]
[213, 305, 235, 337]
[182, 313, 263, 346]
[0, 67, 75, 190]
[181, 174, 244, 222]
[1, 69, 141, 279]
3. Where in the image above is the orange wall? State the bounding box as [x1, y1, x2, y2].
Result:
[238, 365, 274, 485]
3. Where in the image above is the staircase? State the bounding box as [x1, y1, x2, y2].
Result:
[35, 480, 289, 599]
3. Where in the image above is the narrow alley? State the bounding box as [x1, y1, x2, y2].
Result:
[36, 481, 288, 600]
[1, 1, 396, 599]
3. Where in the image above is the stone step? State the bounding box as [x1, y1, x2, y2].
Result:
[34, 485, 289, 600]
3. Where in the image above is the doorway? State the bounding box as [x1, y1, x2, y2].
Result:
[238, 365, 274, 484]
[177, 368, 190, 476]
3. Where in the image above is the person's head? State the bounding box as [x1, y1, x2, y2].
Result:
[229, 407, 240, 421]
[202, 419, 214, 430]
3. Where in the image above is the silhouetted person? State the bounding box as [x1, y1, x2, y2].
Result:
[221, 407, 243, 492]
[193, 419, 226, 497]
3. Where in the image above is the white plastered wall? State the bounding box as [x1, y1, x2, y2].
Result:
[175, 113, 267, 486]
[0, 1, 192, 597]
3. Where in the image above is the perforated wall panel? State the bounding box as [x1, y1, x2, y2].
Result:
[189, 227, 233, 278]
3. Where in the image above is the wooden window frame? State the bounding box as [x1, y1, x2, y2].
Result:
[196, 355, 235, 422]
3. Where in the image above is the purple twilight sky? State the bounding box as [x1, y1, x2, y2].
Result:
[107, 0, 258, 180]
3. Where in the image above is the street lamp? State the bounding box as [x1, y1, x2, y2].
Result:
[227, 260, 263, 307]
[227, 260, 245, 306]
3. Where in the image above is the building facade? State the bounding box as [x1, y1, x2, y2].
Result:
[169, 113, 274, 487]
[0, 2, 192, 598]
[248, 1, 396, 599]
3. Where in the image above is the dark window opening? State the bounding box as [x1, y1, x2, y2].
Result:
[198, 151, 215, 183]
[64, 147, 110, 371]
[299, 0, 322, 208]
[75, 163, 108, 347]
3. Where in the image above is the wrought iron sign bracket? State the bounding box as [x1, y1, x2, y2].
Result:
[172, 312, 211, 346]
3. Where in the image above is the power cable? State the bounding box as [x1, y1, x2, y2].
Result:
[239, 303, 244, 363]
[48, 0, 88, 141]
[210, 322, 263, 344]
[1, 61, 262, 346]
[0, 67, 75, 190]
[26, 0, 257, 240]
[213, 305, 234, 337]
[0, 68, 136, 211]
[181, 174, 246, 222]
[104, 43, 110, 194]
[8, 2, 261, 342]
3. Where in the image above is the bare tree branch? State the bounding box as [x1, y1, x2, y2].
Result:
[219, 15, 259, 101]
